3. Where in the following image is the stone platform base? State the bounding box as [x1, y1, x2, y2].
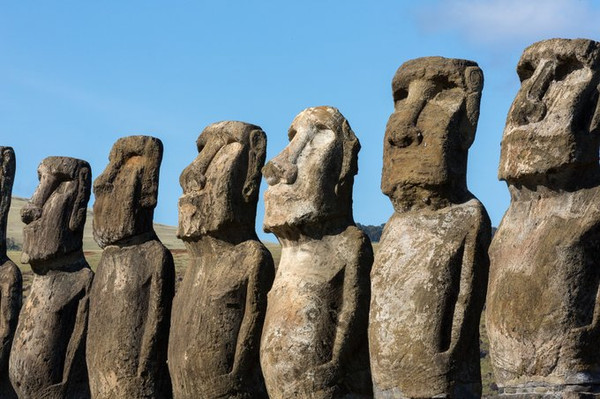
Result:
[488, 384, 600, 398]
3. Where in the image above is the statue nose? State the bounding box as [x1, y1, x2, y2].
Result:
[180, 166, 206, 192]
[513, 59, 555, 125]
[386, 111, 424, 148]
[263, 156, 297, 186]
[21, 204, 42, 224]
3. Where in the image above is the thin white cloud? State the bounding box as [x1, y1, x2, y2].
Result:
[418, 0, 600, 46]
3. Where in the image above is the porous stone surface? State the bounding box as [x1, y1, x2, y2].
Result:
[486, 38, 600, 395]
[0, 147, 22, 399]
[87, 136, 175, 398]
[261, 106, 373, 399]
[10, 156, 93, 399]
[369, 57, 491, 399]
[168, 121, 274, 399]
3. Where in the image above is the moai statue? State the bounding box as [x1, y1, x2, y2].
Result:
[369, 57, 491, 399]
[10, 157, 93, 399]
[168, 121, 274, 399]
[86, 136, 175, 398]
[0, 147, 22, 399]
[486, 39, 600, 397]
[260, 106, 373, 399]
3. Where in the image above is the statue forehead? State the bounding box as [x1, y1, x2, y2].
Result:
[289, 106, 344, 139]
[196, 121, 260, 150]
[38, 157, 86, 179]
[109, 135, 162, 162]
[392, 56, 479, 91]
[518, 38, 600, 70]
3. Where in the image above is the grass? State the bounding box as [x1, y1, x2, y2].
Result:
[6, 197, 495, 393]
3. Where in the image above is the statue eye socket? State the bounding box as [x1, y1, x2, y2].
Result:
[393, 88, 408, 102]
[288, 128, 297, 141]
[517, 61, 536, 81]
[555, 58, 583, 82]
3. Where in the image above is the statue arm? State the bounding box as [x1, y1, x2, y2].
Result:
[0, 265, 22, 370]
[200, 248, 273, 397]
[61, 273, 93, 390]
[313, 236, 373, 386]
[231, 248, 274, 376]
[448, 216, 490, 354]
[138, 247, 175, 377]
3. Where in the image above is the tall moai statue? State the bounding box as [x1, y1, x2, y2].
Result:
[486, 39, 600, 397]
[260, 106, 374, 399]
[369, 57, 491, 399]
[0, 147, 22, 399]
[168, 121, 274, 399]
[86, 136, 175, 398]
[10, 156, 93, 399]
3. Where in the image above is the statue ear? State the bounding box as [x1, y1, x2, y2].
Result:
[139, 165, 159, 209]
[69, 166, 91, 232]
[242, 129, 266, 202]
[462, 67, 484, 150]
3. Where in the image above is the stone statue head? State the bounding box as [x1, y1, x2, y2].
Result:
[178, 121, 266, 240]
[381, 56, 483, 208]
[0, 147, 15, 257]
[21, 157, 91, 270]
[262, 106, 360, 236]
[499, 38, 600, 187]
[93, 136, 163, 248]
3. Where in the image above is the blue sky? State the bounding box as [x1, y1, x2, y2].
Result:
[2, 0, 600, 242]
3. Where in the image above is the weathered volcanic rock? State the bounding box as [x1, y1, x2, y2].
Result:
[10, 156, 93, 399]
[168, 121, 274, 399]
[369, 57, 491, 399]
[87, 136, 175, 399]
[486, 38, 600, 397]
[0, 147, 22, 399]
[261, 106, 373, 399]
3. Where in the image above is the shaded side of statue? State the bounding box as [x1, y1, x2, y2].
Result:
[0, 147, 22, 399]
[369, 57, 491, 399]
[486, 38, 600, 396]
[168, 121, 274, 399]
[87, 136, 175, 398]
[10, 156, 93, 399]
[260, 106, 374, 399]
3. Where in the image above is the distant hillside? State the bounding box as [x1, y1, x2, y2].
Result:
[356, 223, 385, 243]
[7, 197, 185, 250]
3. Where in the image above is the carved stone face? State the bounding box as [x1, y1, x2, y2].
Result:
[0, 147, 15, 255]
[499, 39, 600, 185]
[21, 157, 91, 267]
[93, 136, 162, 248]
[381, 57, 483, 204]
[178, 121, 266, 240]
[263, 106, 358, 234]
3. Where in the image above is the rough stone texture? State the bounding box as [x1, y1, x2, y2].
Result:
[168, 121, 274, 399]
[369, 57, 491, 399]
[87, 136, 175, 398]
[261, 106, 373, 399]
[486, 38, 600, 396]
[10, 156, 93, 399]
[0, 147, 22, 399]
